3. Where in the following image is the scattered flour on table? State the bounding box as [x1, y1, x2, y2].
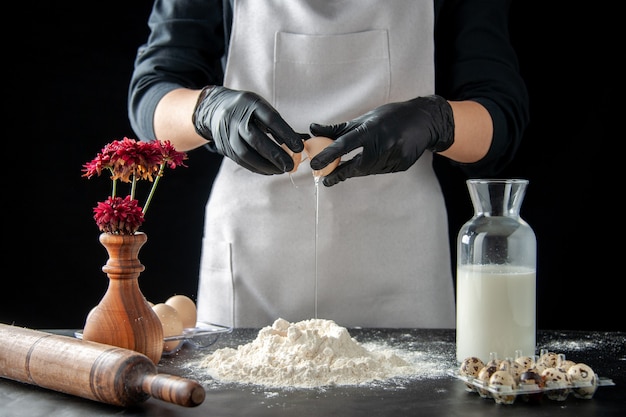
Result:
[541, 338, 597, 352]
[197, 318, 451, 389]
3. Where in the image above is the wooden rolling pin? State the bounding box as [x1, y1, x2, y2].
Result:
[0, 323, 205, 407]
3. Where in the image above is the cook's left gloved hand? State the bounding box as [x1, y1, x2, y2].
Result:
[309, 95, 454, 186]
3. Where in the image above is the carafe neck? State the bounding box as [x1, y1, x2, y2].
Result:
[467, 179, 528, 217]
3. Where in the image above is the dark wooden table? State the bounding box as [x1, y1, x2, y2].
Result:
[1, 328, 624, 417]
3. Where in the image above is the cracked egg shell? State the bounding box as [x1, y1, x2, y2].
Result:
[281, 143, 303, 173]
[304, 136, 340, 177]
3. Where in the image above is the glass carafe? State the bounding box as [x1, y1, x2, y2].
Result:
[456, 179, 536, 362]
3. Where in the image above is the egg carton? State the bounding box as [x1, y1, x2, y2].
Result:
[448, 370, 615, 404]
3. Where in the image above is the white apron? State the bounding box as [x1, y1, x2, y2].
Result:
[196, 0, 456, 329]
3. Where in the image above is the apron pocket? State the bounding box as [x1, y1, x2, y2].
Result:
[274, 29, 390, 130]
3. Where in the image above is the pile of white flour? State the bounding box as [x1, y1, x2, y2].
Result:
[198, 318, 425, 388]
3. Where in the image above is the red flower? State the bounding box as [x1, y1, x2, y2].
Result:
[94, 196, 145, 235]
[83, 137, 188, 235]
[154, 139, 188, 169]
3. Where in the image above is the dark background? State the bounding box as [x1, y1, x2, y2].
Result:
[4, 2, 620, 331]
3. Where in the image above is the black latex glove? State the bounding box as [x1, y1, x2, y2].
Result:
[192, 86, 305, 175]
[309, 95, 454, 186]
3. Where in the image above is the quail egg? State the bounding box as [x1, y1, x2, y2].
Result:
[541, 367, 571, 401]
[459, 357, 485, 392]
[567, 363, 597, 399]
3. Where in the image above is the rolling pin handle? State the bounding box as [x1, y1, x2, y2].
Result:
[142, 373, 206, 407]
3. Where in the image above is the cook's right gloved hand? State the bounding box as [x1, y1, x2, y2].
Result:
[192, 86, 305, 175]
[309, 95, 455, 186]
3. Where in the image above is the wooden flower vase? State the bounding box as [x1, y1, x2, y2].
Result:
[82, 232, 164, 364]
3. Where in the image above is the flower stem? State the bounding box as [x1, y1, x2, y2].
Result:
[142, 163, 165, 216]
[130, 175, 138, 200]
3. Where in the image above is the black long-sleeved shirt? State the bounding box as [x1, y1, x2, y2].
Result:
[128, 0, 529, 177]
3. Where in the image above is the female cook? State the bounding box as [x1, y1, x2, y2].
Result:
[128, 0, 529, 328]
